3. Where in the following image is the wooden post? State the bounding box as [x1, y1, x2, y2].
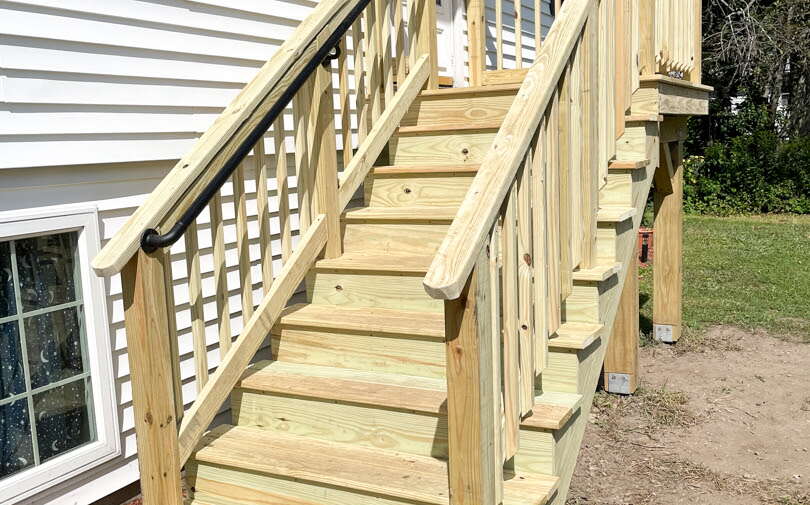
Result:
[604, 254, 639, 394]
[121, 250, 183, 505]
[638, 0, 656, 77]
[409, 0, 439, 88]
[445, 248, 501, 505]
[653, 140, 683, 343]
[689, 0, 702, 84]
[311, 65, 342, 259]
[465, 0, 485, 86]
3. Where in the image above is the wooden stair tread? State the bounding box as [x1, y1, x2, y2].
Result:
[316, 252, 433, 273]
[194, 426, 559, 505]
[609, 159, 648, 170]
[572, 262, 622, 282]
[548, 322, 604, 350]
[239, 360, 581, 434]
[398, 120, 501, 135]
[522, 392, 583, 430]
[277, 303, 445, 338]
[597, 206, 637, 222]
[343, 206, 458, 222]
[625, 114, 663, 122]
[373, 164, 480, 175]
[238, 360, 447, 413]
[418, 83, 521, 97]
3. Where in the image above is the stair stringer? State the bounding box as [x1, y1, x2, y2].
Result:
[547, 119, 661, 505]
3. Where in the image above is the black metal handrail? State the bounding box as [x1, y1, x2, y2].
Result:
[141, 0, 370, 253]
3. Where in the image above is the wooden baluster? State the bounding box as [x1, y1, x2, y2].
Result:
[162, 247, 184, 420]
[338, 37, 353, 170]
[580, 5, 599, 269]
[184, 222, 208, 390]
[496, 0, 503, 69]
[409, 0, 438, 88]
[570, 47, 583, 270]
[353, 18, 370, 142]
[532, 120, 549, 373]
[516, 154, 535, 415]
[515, 0, 523, 69]
[690, 0, 701, 83]
[232, 162, 254, 322]
[465, 0, 485, 86]
[380, 0, 394, 105]
[501, 180, 521, 459]
[488, 227, 504, 498]
[545, 98, 562, 337]
[558, 66, 573, 302]
[311, 63, 342, 259]
[254, 138, 274, 291]
[366, 0, 383, 121]
[209, 192, 232, 353]
[273, 116, 292, 263]
[121, 249, 183, 505]
[394, 0, 406, 84]
[293, 76, 315, 232]
[614, 0, 628, 140]
[445, 246, 501, 505]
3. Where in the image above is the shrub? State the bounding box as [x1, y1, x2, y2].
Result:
[684, 103, 810, 215]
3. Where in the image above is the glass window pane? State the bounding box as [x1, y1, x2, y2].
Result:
[15, 233, 78, 313]
[0, 321, 26, 399]
[34, 379, 93, 463]
[0, 241, 16, 318]
[0, 399, 34, 479]
[25, 308, 84, 390]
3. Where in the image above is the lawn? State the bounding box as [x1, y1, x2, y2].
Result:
[638, 214, 810, 343]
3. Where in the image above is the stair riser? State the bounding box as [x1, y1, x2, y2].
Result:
[232, 390, 447, 459]
[595, 219, 634, 264]
[271, 327, 446, 379]
[389, 130, 497, 166]
[189, 464, 424, 505]
[600, 171, 634, 207]
[309, 270, 442, 313]
[342, 222, 449, 256]
[615, 122, 659, 162]
[542, 341, 602, 395]
[365, 173, 475, 207]
[401, 91, 516, 129]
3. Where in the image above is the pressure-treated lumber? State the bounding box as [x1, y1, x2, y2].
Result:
[653, 140, 683, 343]
[121, 250, 183, 505]
[444, 250, 500, 505]
[549, 322, 603, 350]
[604, 254, 639, 394]
[338, 55, 430, 209]
[190, 426, 558, 505]
[311, 65, 342, 259]
[465, 0, 486, 86]
[93, 0, 369, 276]
[177, 216, 328, 464]
[276, 303, 445, 338]
[521, 392, 583, 430]
[424, 0, 596, 300]
[343, 205, 458, 222]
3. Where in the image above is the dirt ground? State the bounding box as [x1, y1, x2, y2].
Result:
[567, 326, 810, 505]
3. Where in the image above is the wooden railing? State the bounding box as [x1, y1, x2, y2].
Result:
[91, 0, 436, 502]
[641, 0, 703, 83]
[426, 0, 638, 501]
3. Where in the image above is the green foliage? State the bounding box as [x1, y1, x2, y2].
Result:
[684, 103, 810, 215]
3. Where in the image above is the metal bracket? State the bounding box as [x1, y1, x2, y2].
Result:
[654, 324, 675, 343]
[321, 45, 342, 67]
[606, 373, 634, 395]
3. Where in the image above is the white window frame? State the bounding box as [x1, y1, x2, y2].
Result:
[0, 204, 120, 504]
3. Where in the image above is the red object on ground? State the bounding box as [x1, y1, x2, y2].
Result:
[637, 227, 654, 266]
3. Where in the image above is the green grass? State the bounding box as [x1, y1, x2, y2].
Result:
[638, 214, 810, 343]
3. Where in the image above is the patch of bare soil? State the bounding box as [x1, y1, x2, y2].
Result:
[567, 326, 810, 505]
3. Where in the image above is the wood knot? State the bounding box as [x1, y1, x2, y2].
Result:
[523, 253, 532, 266]
[461, 148, 470, 155]
[144, 412, 154, 425]
[521, 324, 528, 331]
[404, 187, 412, 194]
[335, 284, 343, 291]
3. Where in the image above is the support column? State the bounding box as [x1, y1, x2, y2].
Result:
[604, 253, 639, 394]
[653, 140, 683, 343]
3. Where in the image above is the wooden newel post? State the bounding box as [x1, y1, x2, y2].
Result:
[409, 0, 439, 88]
[445, 249, 501, 505]
[465, 0, 485, 86]
[604, 253, 639, 394]
[121, 250, 183, 505]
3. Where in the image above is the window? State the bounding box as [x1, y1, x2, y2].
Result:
[0, 207, 118, 503]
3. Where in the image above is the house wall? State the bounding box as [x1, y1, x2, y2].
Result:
[0, 1, 313, 503]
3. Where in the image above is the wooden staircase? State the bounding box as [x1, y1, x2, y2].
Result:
[90, 0, 708, 503]
[184, 82, 661, 504]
